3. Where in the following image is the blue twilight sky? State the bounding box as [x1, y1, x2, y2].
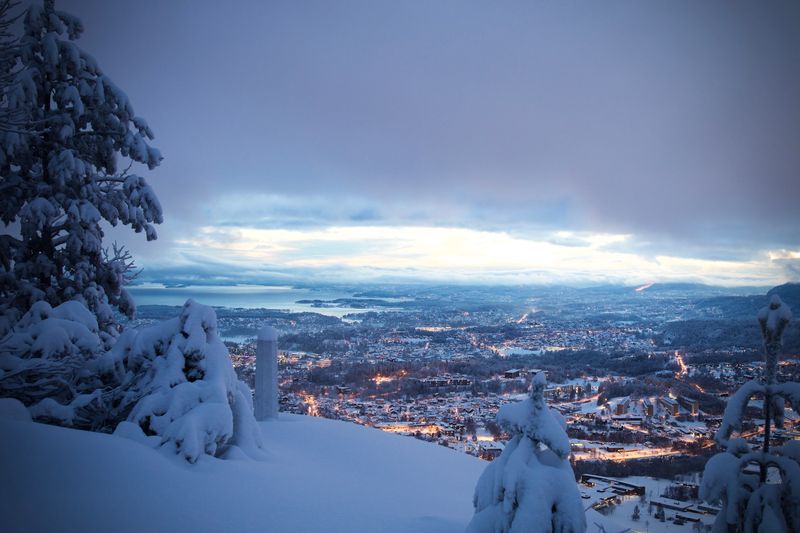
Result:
[58, 0, 800, 286]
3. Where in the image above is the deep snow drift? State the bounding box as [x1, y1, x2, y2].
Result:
[1, 412, 486, 533]
[0, 405, 638, 532]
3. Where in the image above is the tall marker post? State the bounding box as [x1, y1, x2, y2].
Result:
[255, 326, 279, 420]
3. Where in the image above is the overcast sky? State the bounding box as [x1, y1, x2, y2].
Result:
[60, 0, 800, 286]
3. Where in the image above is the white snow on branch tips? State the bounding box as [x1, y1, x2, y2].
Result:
[700, 451, 756, 527]
[109, 300, 263, 463]
[758, 295, 793, 335]
[701, 293, 799, 533]
[0, 300, 111, 428]
[701, 452, 800, 532]
[2, 296, 264, 462]
[774, 382, 800, 415]
[1, 1, 165, 335]
[497, 371, 571, 459]
[715, 380, 763, 448]
[758, 295, 792, 385]
[468, 373, 586, 533]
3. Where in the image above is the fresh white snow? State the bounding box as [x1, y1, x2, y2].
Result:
[0, 413, 485, 533]
[0, 409, 663, 533]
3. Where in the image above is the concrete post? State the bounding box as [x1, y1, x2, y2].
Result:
[255, 326, 278, 420]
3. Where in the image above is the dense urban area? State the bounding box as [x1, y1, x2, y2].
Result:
[133, 282, 800, 530]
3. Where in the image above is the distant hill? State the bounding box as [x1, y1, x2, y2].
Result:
[662, 282, 800, 353]
[629, 282, 765, 296]
[768, 282, 800, 312]
[694, 295, 765, 319]
[639, 282, 712, 292]
[691, 283, 798, 319]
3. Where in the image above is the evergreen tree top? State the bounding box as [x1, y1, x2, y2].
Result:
[1, 0, 164, 334]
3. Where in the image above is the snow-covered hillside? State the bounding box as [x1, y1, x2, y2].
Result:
[3, 402, 644, 533]
[1, 412, 486, 533]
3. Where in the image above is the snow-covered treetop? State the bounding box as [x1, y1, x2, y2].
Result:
[701, 292, 800, 533]
[497, 371, 570, 459]
[107, 300, 264, 463]
[715, 295, 795, 446]
[758, 295, 793, 336]
[758, 294, 793, 384]
[469, 371, 585, 533]
[11, 2, 162, 174]
[0, 0, 164, 334]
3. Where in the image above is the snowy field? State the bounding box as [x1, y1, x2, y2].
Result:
[1, 407, 715, 533]
[1, 412, 486, 533]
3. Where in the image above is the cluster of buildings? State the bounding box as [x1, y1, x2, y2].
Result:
[229, 336, 800, 466]
[273, 368, 712, 462]
[210, 291, 800, 473]
[579, 475, 720, 531]
[215, 302, 670, 365]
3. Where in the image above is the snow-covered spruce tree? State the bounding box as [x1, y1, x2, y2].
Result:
[0, 297, 265, 459]
[104, 300, 264, 462]
[0, 0, 161, 422]
[468, 372, 586, 533]
[0, 3, 263, 462]
[700, 295, 800, 532]
[0, 0, 162, 337]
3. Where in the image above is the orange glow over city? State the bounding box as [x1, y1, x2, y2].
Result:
[675, 351, 688, 378]
[299, 392, 320, 417]
[372, 370, 408, 385]
[572, 446, 683, 462]
[377, 424, 440, 435]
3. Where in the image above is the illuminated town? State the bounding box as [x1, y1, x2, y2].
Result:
[209, 291, 794, 433]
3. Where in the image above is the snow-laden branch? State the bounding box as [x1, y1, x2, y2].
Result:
[715, 380, 763, 447]
[468, 372, 585, 533]
[702, 294, 798, 533]
[0, 1, 164, 335]
[497, 372, 571, 459]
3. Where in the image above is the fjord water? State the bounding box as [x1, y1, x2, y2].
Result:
[128, 285, 375, 317]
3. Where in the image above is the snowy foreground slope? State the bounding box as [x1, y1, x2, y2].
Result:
[1, 413, 486, 533]
[1, 411, 626, 533]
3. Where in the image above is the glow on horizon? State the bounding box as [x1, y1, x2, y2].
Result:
[168, 225, 797, 286]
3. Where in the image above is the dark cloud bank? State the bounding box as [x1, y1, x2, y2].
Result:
[63, 0, 799, 281]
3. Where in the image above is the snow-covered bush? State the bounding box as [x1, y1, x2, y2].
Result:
[0, 299, 114, 428]
[0, 0, 163, 336]
[700, 295, 799, 533]
[1, 298, 264, 463]
[103, 300, 263, 463]
[468, 372, 586, 533]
